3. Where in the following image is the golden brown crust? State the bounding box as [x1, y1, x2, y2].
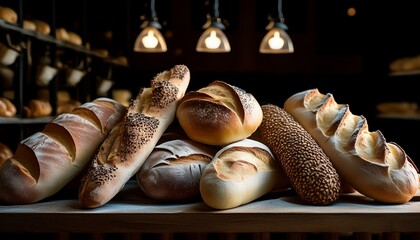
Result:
[32, 20, 51, 35]
[176, 80, 263, 146]
[0, 143, 13, 165]
[0, 6, 17, 24]
[0, 97, 16, 118]
[23, 20, 36, 31]
[79, 65, 190, 208]
[257, 104, 341, 205]
[0, 98, 126, 204]
[284, 88, 420, 204]
[26, 99, 52, 118]
[200, 138, 289, 209]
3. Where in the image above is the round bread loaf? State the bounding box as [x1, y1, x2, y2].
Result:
[176, 80, 263, 146]
[137, 134, 217, 202]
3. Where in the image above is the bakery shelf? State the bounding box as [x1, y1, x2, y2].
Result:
[0, 116, 53, 124]
[0, 180, 419, 234]
[389, 70, 420, 77]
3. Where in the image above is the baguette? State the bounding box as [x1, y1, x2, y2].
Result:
[79, 65, 190, 208]
[0, 98, 126, 204]
[257, 104, 341, 205]
[200, 138, 290, 209]
[284, 88, 419, 204]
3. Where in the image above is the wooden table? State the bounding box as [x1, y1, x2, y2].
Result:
[1, 180, 419, 234]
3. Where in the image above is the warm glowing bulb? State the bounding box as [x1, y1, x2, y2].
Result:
[142, 30, 159, 48]
[268, 31, 285, 50]
[204, 31, 221, 49]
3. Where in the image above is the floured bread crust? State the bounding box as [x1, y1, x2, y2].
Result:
[200, 138, 290, 209]
[284, 88, 419, 204]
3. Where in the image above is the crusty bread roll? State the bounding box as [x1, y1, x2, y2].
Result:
[0, 6, 17, 24]
[200, 138, 290, 209]
[57, 100, 81, 114]
[32, 20, 51, 35]
[55, 27, 69, 41]
[0, 143, 13, 165]
[23, 99, 53, 118]
[256, 104, 341, 205]
[284, 88, 419, 204]
[23, 20, 36, 31]
[66, 31, 82, 45]
[137, 134, 217, 202]
[176, 80, 263, 146]
[0, 98, 126, 204]
[79, 65, 190, 208]
[0, 97, 16, 118]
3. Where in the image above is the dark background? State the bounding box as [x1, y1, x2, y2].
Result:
[1, 0, 420, 163]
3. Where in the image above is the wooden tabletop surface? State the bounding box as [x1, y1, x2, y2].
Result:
[1, 180, 419, 233]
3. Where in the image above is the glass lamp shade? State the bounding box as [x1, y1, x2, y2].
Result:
[196, 26, 231, 53]
[133, 26, 167, 53]
[259, 27, 294, 54]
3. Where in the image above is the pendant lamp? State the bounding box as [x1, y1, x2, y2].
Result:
[259, 0, 294, 54]
[133, 0, 167, 53]
[196, 0, 231, 53]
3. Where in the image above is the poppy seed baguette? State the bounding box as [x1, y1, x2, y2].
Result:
[78, 65, 190, 208]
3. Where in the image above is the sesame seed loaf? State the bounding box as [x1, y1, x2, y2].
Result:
[200, 138, 290, 209]
[176, 80, 263, 146]
[78, 65, 190, 208]
[257, 104, 341, 205]
[0, 98, 126, 204]
[284, 88, 419, 204]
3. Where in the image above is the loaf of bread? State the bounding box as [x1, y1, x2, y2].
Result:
[32, 20, 51, 35]
[0, 98, 126, 204]
[23, 99, 53, 118]
[79, 65, 190, 208]
[23, 20, 36, 31]
[0, 97, 16, 117]
[0, 6, 17, 24]
[137, 133, 217, 202]
[256, 104, 341, 205]
[200, 138, 290, 209]
[176, 80, 263, 146]
[0, 143, 13, 165]
[284, 88, 419, 204]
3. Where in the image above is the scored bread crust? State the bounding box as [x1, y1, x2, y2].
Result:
[0, 98, 126, 204]
[176, 80, 263, 146]
[78, 65, 190, 208]
[257, 104, 341, 205]
[200, 138, 290, 209]
[137, 137, 217, 202]
[284, 88, 419, 204]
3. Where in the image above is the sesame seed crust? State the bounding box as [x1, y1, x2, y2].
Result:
[120, 113, 159, 162]
[170, 64, 189, 80]
[258, 104, 341, 205]
[151, 80, 178, 109]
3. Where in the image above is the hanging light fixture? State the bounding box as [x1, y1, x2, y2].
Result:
[259, 0, 294, 54]
[196, 0, 231, 53]
[133, 0, 167, 53]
